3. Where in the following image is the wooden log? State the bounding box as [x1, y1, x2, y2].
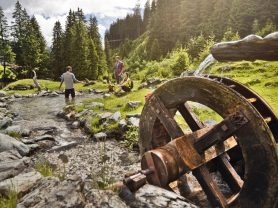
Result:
[211, 32, 278, 61]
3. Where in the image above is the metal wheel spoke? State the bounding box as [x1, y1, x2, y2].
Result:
[193, 165, 228, 208]
[177, 103, 205, 131]
[149, 95, 184, 139]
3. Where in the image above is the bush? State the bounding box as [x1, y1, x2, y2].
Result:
[171, 48, 191, 76]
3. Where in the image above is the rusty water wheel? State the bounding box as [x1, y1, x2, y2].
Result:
[139, 76, 278, 208]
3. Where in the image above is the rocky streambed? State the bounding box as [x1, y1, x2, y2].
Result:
[0, 90, 197, 208]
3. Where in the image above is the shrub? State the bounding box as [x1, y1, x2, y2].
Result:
[171, 48, 191, 76]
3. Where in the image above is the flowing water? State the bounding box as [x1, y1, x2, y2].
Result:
[9, 94, 140, 181]
[193, 54, 217, 76]
[9, 94, 99, 142]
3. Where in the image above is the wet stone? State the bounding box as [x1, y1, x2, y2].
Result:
[0, 133, 30, 156]
[5, 125, 31, 137]
[147, 77, 161, 85]
[0, 171, 42, 196]
[110, 111, 121, 122]
[0, 102, 7, 108]
[118, 119, 127, 131]
[17, 176, 85, 208]
[71, 121, 80, 129]
[127, 101, 142, 108]
[93, 132, 107, 141]
[127, 117, 140, 128]
[0, 117, 13, 129]
[48, 141, 79, 153]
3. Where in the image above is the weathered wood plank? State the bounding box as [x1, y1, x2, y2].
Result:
[149, 95, 184, 139]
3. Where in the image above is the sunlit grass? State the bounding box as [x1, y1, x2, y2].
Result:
[3, 79, 108, 96]
[208, 60, 278, 114]
[0, 189, 17, 208]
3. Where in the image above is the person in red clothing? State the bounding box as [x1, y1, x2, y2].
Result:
[114, 56, 124, 84]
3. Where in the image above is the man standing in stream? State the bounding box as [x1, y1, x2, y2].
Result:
[59, 66, 82, 101]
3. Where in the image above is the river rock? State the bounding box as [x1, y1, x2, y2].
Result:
[0, 90, 7, 97]
[118, 119, 127, 130]
[127, 117, 140, 128]
[17, 175, 85, 208]
[0, 150, 30, 181]
[38, 90, 49, 97]
[56, 110, 66, 118]
[5, 125, 31, 137]
[126, 184, 198, 208]
[127, 101, 142, 108]
[0, 133, 30, 156]
[86, 189, 128, 208]
[0, 171, 42, 196]
[49, 91, 59, 97]
[48, 141, 79, 153]
[103, 93, 111, 98]
[85, 102, 104, 109]
[34, 134, 55, 142]
[14, 93, 23, 98]
[110, 111, 121, 122]
[93, 132, 107, 141]
[138, 82, 148, 89]
[0, 117, 13, 129]
[0, 102, 7, 108]
[76, 109, 95, 119]
[71, 121, 80, 129]
[126, 113, 141, 118]
[147, 77, 161, 85]
[93, 89, 103, 94]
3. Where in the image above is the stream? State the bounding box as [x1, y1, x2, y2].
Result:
[9, 94, 140, 182]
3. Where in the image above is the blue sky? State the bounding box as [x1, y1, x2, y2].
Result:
[0, 0, 148, 46]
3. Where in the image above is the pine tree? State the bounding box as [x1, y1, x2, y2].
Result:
[149, 38, 161, 60]
[88, 16, 107, 78]
[0, 6, 15, 81]
[51, 21, 64, 78]
[87, 39, 99, 79]
[71, 19, 89, 79]
[63, 10, 75, 67]
[30, 16, 49, 69]
[104, 35, 112, 70]
[12, 1, 30, 66]
[0, 6, 8, 42]
[143, 0, 151, 32]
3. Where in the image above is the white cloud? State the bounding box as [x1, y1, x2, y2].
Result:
[0, 0, 148, 46]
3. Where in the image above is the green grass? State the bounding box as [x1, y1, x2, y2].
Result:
[207, 60, 278, 114]
[3, 79, 107, 95]
[34, 160, 54, 177]
[77, 81, 152, 117]
[0, 189, 17, 208]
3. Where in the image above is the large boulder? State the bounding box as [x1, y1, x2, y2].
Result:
[124, 184, 198, 208]
[0, 150, 30, 181]
[0, 117, 13, 129]
[0, 171, 42, 196]
[127, 117, 140, 128]
[17, 176, 85, 208]
[0, 133, 30, 156]
[86, 189, 128, 208]
[5, 125, 31, 137]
